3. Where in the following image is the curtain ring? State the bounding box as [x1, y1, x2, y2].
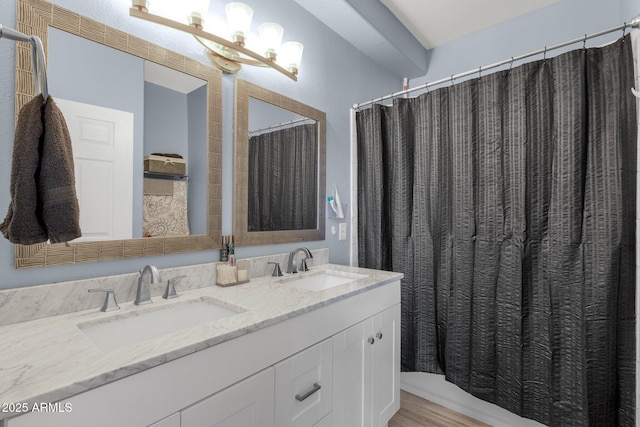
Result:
[583, 34, 587, 50]
[623, 23, 627, 38]
[543, 46, 547, 63]
[450, 74, 455, 86]
[509, 57, 514, 72]
[478, 66, 482, 80]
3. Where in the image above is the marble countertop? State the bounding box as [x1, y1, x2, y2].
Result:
[0, 264, 402, 419]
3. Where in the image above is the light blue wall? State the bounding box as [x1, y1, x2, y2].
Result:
[187, 85, 208, 236]
[0, 0, 399, 288]
[249, 97, 300, 131]
[411, 0, 640, 88]
[144, 82, 189, 158]
[622, 0, 640, 21]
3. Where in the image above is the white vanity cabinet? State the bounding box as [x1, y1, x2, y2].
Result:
[333, 304, 400, 427]
[180, 368, 274, 427]
[4, 279, 400, 427]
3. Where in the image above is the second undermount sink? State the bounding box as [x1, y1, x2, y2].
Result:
[77, 296, 245, 352]
[280, 269, 367, 292]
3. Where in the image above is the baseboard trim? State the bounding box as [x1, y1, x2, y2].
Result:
[400, 372, 546, 427]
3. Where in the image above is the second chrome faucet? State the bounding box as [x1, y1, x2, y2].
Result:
[134, 265, 162, 305]
[286, 247, 313, 274]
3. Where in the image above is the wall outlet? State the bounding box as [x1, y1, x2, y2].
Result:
[338, 222, 347, 241]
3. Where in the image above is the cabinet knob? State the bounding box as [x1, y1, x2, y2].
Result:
[376, 332, 383, 340]
[368, 337, 375, 345]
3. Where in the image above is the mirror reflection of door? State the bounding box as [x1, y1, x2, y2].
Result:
[56, 99, 134, 241]
[247, 98, 318, 232]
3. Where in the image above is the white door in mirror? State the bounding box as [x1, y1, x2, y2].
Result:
[57, 98, 134, 241]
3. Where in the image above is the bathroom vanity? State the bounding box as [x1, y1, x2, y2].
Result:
[0, 264, 402, 427]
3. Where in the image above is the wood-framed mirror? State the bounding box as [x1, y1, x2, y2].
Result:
[12, 0, 222, 268]
[234, 79, 326, 246]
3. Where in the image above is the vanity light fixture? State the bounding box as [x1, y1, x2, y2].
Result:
[129, 0, 303, 81]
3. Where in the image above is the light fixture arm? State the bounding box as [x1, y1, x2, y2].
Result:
[129, 7, 298, 81]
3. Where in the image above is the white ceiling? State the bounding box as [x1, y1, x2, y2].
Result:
[380, 0, 562, 49]
[144, 61, 206, 94]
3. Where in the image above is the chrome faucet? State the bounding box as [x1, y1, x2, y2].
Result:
[286, 247, 313, 274]
[134, 264, 162, 305]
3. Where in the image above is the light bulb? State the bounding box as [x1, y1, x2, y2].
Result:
[279, 41, 304, 74]
[225, 2, 253, 45]
[148, 0, 188, 22]
[187, 0, 211, 29]
[259, 23, 284, 60]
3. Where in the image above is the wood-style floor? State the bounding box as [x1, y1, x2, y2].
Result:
[388, 390, 491, 427]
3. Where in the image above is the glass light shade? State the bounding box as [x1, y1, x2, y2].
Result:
[225, 2, 253, 43]
[279, 41, 304, 73]
[131, 0, 149, 12]
[244, 35, 264, 57]
[147, 0, 189, 21]
[187, 0, 210, 20]
[259, 23, 284, 59]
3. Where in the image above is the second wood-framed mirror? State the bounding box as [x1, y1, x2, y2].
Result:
[234, 79, 326, 246]
[12, 0, 222, 268]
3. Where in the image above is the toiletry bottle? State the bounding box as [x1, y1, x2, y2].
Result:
[220, 235, 229, 262]
[228, 235, 235, 266]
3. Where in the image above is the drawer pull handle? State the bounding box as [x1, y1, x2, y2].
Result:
[295, 383, 321, 402]
[376, 332, 383, 340]
[368, 337, 375, 345]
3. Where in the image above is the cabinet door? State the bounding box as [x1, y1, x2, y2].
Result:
[371, 304, 400, 427]
[275, 338, 333, 427]
[332, 318, 373, 427]
[313, 412, 333, 427]
[180, 368, 274, 427]
[148, 413, 180, 427]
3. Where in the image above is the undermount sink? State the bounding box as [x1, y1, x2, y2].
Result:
[77, 296, 245, 352]
[280, 269, 367, 292]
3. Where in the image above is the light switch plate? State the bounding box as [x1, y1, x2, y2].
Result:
[338, 223, 347, 240]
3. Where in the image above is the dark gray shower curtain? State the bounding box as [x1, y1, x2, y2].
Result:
[357, 36, 636, 426]
[248, 123, 318, 231]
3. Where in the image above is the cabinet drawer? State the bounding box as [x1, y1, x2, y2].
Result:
[181, 368, 274, 427]
[275, 338, 333, 427]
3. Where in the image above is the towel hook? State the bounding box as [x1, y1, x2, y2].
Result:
[30, 36, 48, 103]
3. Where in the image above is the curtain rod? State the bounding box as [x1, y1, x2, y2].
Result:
[249, 116, 315, 136]
[354, 15, 640, 110]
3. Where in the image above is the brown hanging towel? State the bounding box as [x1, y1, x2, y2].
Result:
[0, 94, 81, 245]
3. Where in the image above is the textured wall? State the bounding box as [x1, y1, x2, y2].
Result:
[0, 0, 399, 288]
